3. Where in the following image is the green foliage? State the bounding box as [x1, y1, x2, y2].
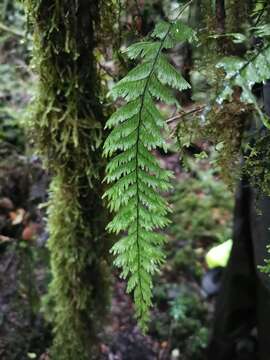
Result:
[176, 23, 270, 187]
[168, 156, 233, 281]
[214, 32, 270, 193]
[170, 157, 233, 245]
[243, 132, 270, 196]
[170, 290, 209, 359]
[152, 284, 209, 360]
[252, 1, 270, 24]
[170, 291, 204, 321]
[176, 99, 247, 186]
[172, 244, 203, 279]
[217, 44, 270, 127]
[0, 0, 32, 151]
[0, 63, 30, 150]
[104, 10, 196, 330]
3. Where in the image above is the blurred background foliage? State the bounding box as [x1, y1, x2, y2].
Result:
[0, 0, 33, 151]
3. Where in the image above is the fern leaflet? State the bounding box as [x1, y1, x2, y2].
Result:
[217, 44, 270, 128]
[103, 12, 196, 330]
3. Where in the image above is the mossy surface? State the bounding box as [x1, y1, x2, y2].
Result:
[23, 1, 113, 359]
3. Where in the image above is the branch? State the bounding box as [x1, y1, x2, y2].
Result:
[166, 105, 206, 124]
[0, 21, 24, 38]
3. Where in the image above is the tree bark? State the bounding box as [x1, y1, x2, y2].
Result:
[215, 0, 225, 34]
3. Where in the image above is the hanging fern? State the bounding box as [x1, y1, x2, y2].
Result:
[217, 43, 270, 128]
[103, 7, 196, 330]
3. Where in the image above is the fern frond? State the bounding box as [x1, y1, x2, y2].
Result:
[103, 15, 195, 330]
[217, 45, 270, 128]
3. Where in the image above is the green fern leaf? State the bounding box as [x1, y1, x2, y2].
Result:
[217, 45, 270, 128]
[151, 20, 171, 40]
[157, 55, 191, 90]
[124, 41, 161, 60]
[171, 20, 197, 43]
[253, 24, 270, 38]
[103, 16, 194, 331]
[149, 75, 178, 105]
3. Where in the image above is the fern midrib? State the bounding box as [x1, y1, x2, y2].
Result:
[234, 43, 270, 82]
[134, 24, 173, 310]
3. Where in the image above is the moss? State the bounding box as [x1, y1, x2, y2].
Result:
[243, 132, 270, 197]
[176, 98, 248, 187]
[176, 1, 251, 188]
[46, 175, 111, 359]
[226, 0, 251, 33]
[23, 1, 114, 359]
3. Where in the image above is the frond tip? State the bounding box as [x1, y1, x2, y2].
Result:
[103, 18, 195, 330]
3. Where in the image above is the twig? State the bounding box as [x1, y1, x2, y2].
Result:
[0, 21, 24, 38]
[166, 105, 206, 124]
[98, 62, 116, 80]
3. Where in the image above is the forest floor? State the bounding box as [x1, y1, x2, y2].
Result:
[0, 144, 228, 360]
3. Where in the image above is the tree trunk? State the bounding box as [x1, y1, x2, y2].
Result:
[24, 1, 113, 359]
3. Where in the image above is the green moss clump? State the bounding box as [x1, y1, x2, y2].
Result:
[46, 175, 111, 359]
[176, 98, 248, 187]
[243, 132, 270, 196]
[23, 1, 113, 359]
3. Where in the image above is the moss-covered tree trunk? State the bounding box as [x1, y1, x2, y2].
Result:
[24, 1, 113, 359]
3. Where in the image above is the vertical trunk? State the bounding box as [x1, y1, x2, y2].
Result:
[215, 0, 225, 34]
[215, 0, 228, 54]
[227, 0, 250, 32]
[226, 0, 250, 55]
[24, 1, 112, 359]
[200, 0, 215, 30]
[200, 0, 217, 59]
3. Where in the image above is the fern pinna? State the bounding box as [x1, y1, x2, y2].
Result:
[103, 9, 196, 330]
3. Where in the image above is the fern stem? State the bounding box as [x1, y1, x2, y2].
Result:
[232, 43, 270, 81]
[134, 24, 173, 316]
[133, 0, 193, 320]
